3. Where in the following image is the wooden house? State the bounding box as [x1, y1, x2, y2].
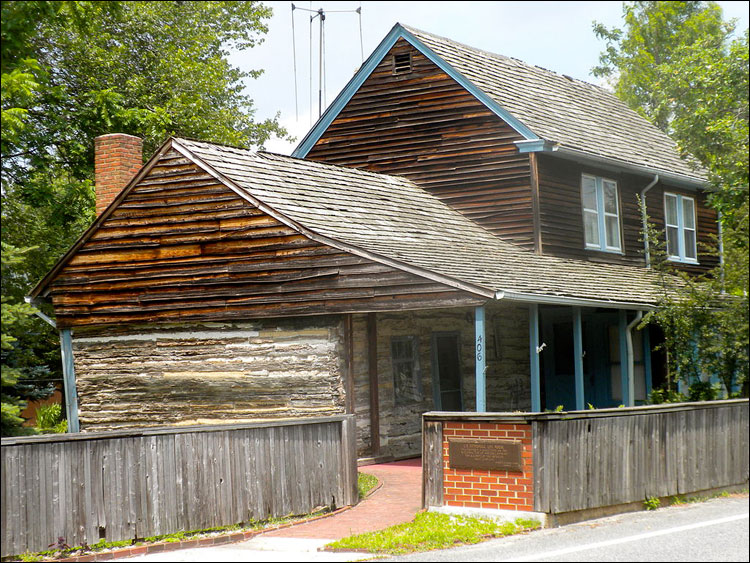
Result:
[28, 25, 720, 460]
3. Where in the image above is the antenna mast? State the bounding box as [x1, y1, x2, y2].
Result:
[291, 3, 364, 121]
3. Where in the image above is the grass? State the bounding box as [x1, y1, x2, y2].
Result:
[358, 472, 379, 499]
[325, 511, 541, 555]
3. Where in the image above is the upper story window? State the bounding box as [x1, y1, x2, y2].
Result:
[664, 193, 698, 263]
[581, 174, 621, 253]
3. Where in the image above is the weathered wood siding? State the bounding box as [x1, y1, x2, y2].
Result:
[70, 319, 347, 431]
[305, 39, 536, 249]
[0, 416, 358, 557]
[352, 303, 531, 459]
[536, 154, 719, 272]
[46, 148, 482, 328]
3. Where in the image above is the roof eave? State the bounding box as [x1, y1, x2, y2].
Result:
[496, 290, 656, 310]
[515, 140, 708, 190]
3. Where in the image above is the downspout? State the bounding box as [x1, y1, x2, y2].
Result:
[640, 175, 659, 268]
[625, 310, 644, 406]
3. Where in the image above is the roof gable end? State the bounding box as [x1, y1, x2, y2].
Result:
[292, 23, 539, 158]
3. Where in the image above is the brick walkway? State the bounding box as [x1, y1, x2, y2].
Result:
[261, 458, 423, 540]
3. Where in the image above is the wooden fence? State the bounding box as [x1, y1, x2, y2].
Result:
[423, 400, 749, 516]
[1, 415, 357, 557]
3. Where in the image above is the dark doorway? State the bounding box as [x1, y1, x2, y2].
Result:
[432, 333, 463, 411]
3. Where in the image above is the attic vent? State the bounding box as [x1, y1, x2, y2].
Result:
[393, 53, 412, 74]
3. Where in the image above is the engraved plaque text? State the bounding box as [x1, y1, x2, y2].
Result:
[448, 438, 523, 472]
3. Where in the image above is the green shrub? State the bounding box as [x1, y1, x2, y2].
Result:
[35, 403, 67, 433]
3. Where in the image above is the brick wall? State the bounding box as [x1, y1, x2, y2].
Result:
[442, 421, 534, 511]
[94, 133, 143, 215]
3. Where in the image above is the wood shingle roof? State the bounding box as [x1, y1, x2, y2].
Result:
[176, 138, 669, 308]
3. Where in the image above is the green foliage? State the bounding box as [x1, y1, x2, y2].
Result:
[35, 402, 67, 433]
[357, 472, 379, 500]
[644, 496, 661, 510]
[1, 1, 288, 409]
[648, 387, 686, 405]
[326, 512, 541, 555]
[598, 3, 748, 396]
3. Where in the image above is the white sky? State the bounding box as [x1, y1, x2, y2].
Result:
[229, 1, 750, 155]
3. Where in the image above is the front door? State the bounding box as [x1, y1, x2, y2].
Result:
[432, 333, 463, 411]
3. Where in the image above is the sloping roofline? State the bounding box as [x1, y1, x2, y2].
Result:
[292, 23, 540, 157]
[28, 137, 495, 302]
[292, 23, 706, 189]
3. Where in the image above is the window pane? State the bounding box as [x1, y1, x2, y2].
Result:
[667, 226, 679, 257]
[684, 229, 697, 260]
[584, 211, 599, 246]
[582, 177, 597, 210]
[605, 216, 620, 249]
[682, 197, 695, 229]
[665, 195, 678, 226]
[603, 181, 618, 214]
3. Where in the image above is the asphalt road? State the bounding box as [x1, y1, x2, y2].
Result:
[384, 495, 749, 563]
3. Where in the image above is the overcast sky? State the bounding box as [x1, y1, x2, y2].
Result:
[229, 1, 750, 154]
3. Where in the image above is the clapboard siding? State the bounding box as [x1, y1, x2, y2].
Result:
[46, 149, 483, 327]
[536, 154, 719, 272]
[1, 417, 357, 557]
[305, 39, 536, 249]
[70, 318, 347, 431]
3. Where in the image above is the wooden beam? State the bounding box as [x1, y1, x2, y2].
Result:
[529, 303, 541, 412]
[367, 312, 380, 456]
[573, 306, 584, 410]
[344, 314, 355, 415]
[475, 305, 486, 412]
[529, 152, 543, 254]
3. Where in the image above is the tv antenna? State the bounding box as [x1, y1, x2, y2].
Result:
[291, 3, 363, 123]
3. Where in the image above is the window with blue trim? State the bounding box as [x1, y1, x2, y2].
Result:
[581, 174, 621, 252]
[664, 193, 698, 263]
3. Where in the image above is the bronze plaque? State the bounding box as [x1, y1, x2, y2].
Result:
[448, 438, 523, 472]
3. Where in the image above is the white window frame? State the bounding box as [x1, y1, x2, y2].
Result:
[664, 193, 698, 264]
[581, 174, 622, 253]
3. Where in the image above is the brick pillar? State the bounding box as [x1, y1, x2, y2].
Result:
[94, 133, 143, 215]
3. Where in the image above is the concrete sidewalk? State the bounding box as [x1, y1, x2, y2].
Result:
[112, 458, 423, 562]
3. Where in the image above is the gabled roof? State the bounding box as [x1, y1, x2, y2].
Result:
[293, 23, 706, 187]
[32, 137, 671, 309]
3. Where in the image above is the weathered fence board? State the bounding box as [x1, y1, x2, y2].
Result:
[1, 416, 357, 557]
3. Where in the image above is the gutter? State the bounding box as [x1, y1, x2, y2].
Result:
[640, 175, 660, 268]
[515, 141, 707, 190]
[24, 296, 56, 328]
[495, 290, 655, 311]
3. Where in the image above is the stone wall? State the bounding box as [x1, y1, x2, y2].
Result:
[72, 318, 347, 431]
[352, 302, 531, 459]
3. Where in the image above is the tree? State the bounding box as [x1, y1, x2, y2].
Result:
[594, 2, 749, 396]
[1, 1, 288, 430]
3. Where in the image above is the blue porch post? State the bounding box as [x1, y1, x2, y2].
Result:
[618, 310, 633, 407]
[475, 305, 486, 412]
[529, 303, 541, 412]
[573, 307, 585, 410]
[60, 328, 80, 433]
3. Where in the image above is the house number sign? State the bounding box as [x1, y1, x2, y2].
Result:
[448, 438, 523, 472]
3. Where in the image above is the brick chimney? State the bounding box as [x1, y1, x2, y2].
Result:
[94, 133, 143, 215]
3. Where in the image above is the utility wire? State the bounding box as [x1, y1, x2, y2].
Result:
[291, 3, 298, 121]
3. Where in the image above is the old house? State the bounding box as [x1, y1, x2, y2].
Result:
[28, 25, 719, 460]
